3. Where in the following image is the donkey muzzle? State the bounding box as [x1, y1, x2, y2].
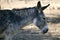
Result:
[41, 25, 48, 34]
[42, 28, 48, 34]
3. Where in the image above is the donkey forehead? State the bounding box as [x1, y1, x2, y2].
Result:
[38, 12, 45, 17]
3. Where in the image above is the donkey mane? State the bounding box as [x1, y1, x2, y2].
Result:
[12, 7, 36, 10]
[12, 6, 37, 20]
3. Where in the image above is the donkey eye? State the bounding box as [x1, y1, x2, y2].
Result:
[43, 18, 45, 19]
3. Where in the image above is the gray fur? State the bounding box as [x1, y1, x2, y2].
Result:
[0, 1, 50, 40]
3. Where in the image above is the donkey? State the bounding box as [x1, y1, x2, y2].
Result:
[0, 1, 50, 40]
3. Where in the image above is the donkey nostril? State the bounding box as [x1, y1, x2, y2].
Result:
[42, 29, 48, 34]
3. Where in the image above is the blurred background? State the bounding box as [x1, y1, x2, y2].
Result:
[0, 0, 60, 40]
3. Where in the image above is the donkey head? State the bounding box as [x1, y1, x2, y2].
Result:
[33, 1, 50, 34]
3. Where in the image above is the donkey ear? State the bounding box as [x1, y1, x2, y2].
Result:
[41, 4, 50, 10]
[37, 1, 41, 8]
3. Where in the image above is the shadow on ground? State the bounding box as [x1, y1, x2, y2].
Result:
[47, 17, 60, 23]
[11, 29, 60, 40]
[47, 14, 60, 23]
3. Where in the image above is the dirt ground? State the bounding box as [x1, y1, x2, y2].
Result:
[0, 0, 60, 40]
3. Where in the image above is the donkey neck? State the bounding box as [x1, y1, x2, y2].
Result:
[12, 7, 37, 23]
